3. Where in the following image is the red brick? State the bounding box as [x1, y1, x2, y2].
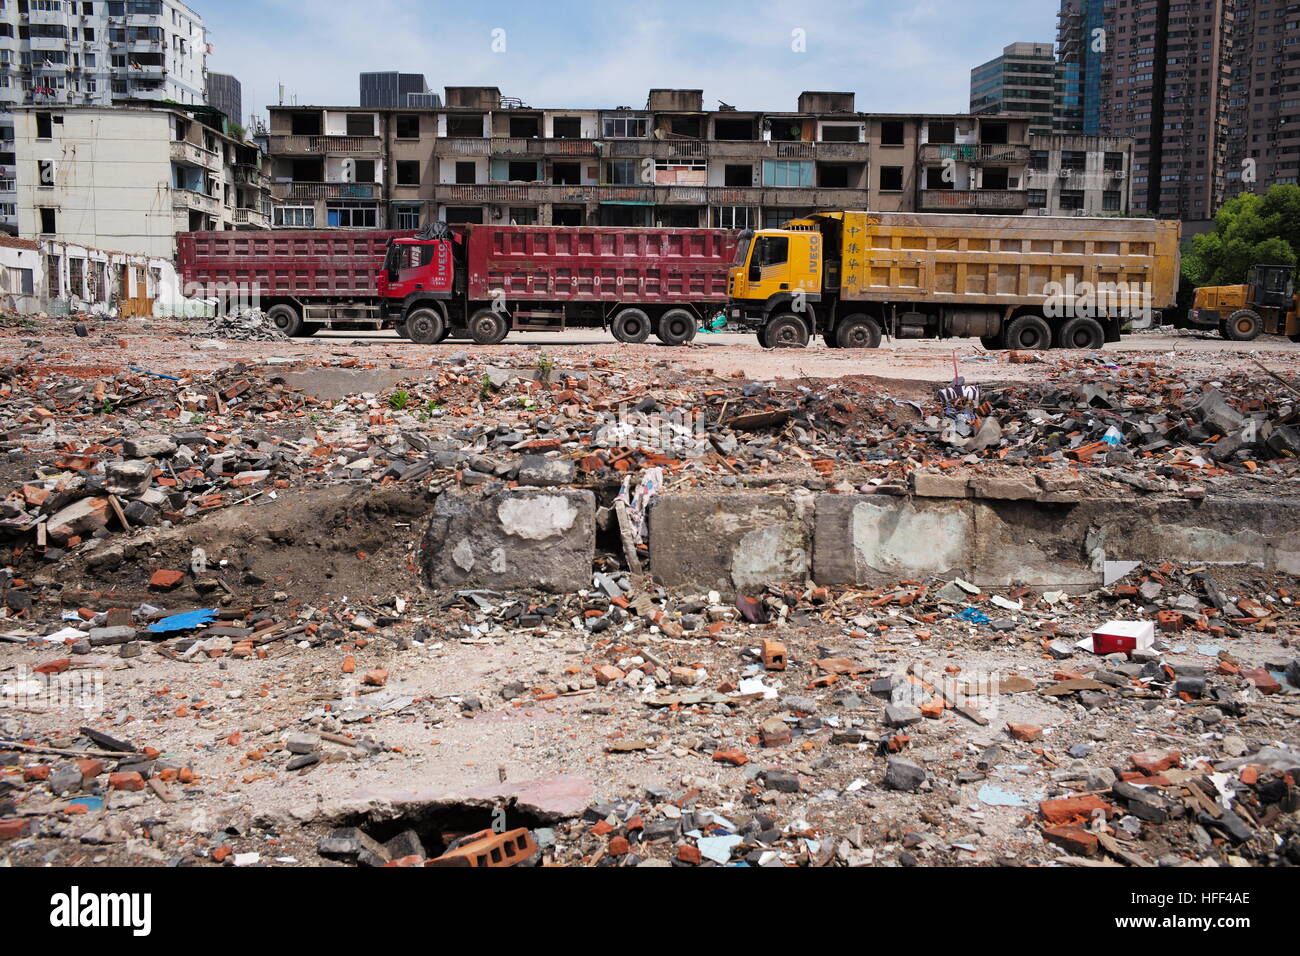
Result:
[1039, 795, 1113, 825]
[1007, 723, 1043, 743]
[608, 836, 630, 856]
[1242, 668, 1281, 695]
[108, 771, 146, 792]
[1042, 826, 1099, 856]
[676, 844, 702, 864]
[0, 819, 32, 840]
[712, 749, 749, 766]
[1130, 751, 1181, 775]
[149, 569, 185, 590]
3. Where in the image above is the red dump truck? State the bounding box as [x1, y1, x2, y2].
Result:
[176, 224, 738, 345]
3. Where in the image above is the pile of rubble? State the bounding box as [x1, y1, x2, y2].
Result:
[198, 310, 289, 342]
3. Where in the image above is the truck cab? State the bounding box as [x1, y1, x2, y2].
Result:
[728, 224, 824, 326]
[378, 235, 457, 303]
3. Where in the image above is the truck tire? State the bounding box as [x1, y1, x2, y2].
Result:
[1056, 316, 1105, 350]
[469, 309, 510, 345]
[1221, 309, 1262, 342]
[835, 314, 883, 349]
[612, 308, 652, 344]
[655, 309, 696, 346]
[267, 304, 304, 338]
[765, 314, 810, 349]
[406, 308, 446, 345]
[1004, 314, 1052, 350]
[980, 332, 1005, 351]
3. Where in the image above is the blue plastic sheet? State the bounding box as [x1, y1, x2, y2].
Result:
[149, 609, 218, 633]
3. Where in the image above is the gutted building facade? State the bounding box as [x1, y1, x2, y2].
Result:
[14, 103, 272, 258]
[266, 89, 1040, 230]
[1026, 133, 1134, 215]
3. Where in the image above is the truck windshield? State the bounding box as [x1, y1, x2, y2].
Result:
[733, 230, 754, 266]
[383, 245, 403, 274]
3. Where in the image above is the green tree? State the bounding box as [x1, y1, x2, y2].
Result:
[1182, 185, 1299, 288]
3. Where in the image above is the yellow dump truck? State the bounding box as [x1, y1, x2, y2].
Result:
[1186, 265, 1300, 342]
[726, 210, 1182, 349]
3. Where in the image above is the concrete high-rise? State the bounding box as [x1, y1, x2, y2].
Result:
[970, 42, 1057, 138]
[207, 72, 243, 126]
[0, 0, 208, 233]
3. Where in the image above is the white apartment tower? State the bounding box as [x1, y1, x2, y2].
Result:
[0, 0, 207, 233]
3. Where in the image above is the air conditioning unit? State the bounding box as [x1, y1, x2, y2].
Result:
[1058, 168, 1072, 177]
[1037, 207, 1051, 216]
[1112, 170, 1126, 180]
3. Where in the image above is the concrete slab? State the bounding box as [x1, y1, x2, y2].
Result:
[423, 488, 596, 593]
[650, 492, 814, 592]
[815, 495, 972, 585]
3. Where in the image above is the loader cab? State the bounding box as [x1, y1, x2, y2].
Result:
[728, 226, 823, 306]
[1248, 264, 1296, 311]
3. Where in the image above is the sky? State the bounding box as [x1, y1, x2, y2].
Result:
[201, 0, 1059, 126]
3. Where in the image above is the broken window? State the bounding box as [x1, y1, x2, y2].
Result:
[47, 253, 61, 295]
[552, 117, 581, 138]
[351, 160, 376, 184]
[290, 112, 322, 136]
[68, 257, 84, 298]
[444, 206, 484, 224]
[508, 207, 538, 225]
[1061, 151, 1087, 171]
[817, 164, 850, 188]
[1103, 190, 1122, 211]
[982, 167, 1010, 190]
[552, 206, 583, 226]
[605, 160, 640, 185]
[290, 158, 323, 182]
[1060, 190, 1085, 210]
[1030, 150, 1049, 171]
[713, 118, 755, 141]
[454, 162, 477, 185]
[393, 204, 422, 230]
[880, 120, 905, 146]
[980, 121, 1009, 144]
[447, 114, 484, 138]
[820, 124, 859, 142]
[36, 112, 53, 139]
[879, 166, 904, 191]
[508, 116, 540, 138]
[667, 116, 702, 138]
[346, 114, 375, 137]
[927, 121, 956, 144]
[724, 164, 752, 187]
[39, 207, 57, 234]
[396, 161, 420, 186]
[506, 161, 537, 182]
[1103, 152, 1125, 172]
[925, 167, 953, 189]
[395, 115, 420, 139]
[552, 162, 580, 185]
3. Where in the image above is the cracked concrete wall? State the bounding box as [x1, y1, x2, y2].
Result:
[423, 488, 596, 593]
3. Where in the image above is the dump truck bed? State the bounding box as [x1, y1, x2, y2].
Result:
[464, 224, 737, 304]
[833, 211, 1180, 309]
[177, 230, 412, 298]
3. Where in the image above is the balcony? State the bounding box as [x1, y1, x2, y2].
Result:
[267, 135, 383, 155]
[918, 189, 1029, 212]
[438, 137, 598, 157]
[601, 139, 870, 162]
[271, 181, 380, 201]
[172, 189, 222, 215]
[919, 143, 1031, 165]
[433, 183, 869, 207]
[231, 208, 271, 228]
[170, 139, 222, 170]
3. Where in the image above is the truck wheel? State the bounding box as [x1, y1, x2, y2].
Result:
[655, 309, 696, 346]
[1056, 316, 1105, 350]
[1222, 309, 1262, 342]
[469, 309, 509, 345]
[980, 333, 1005, 351]
[1004, 315, 1052, 350]
[406, 308, 446, 345]
[835, 315, 883, 349]
[756, 325, 772, 348]
[612, 308, 652, 344]
[267, 304, 303, 337]
[765, 314, 810, 349]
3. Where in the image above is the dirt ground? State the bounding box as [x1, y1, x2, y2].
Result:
[1, 317, 1297, 869]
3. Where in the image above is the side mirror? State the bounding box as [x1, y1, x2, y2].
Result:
[749, 265, 762, 283]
